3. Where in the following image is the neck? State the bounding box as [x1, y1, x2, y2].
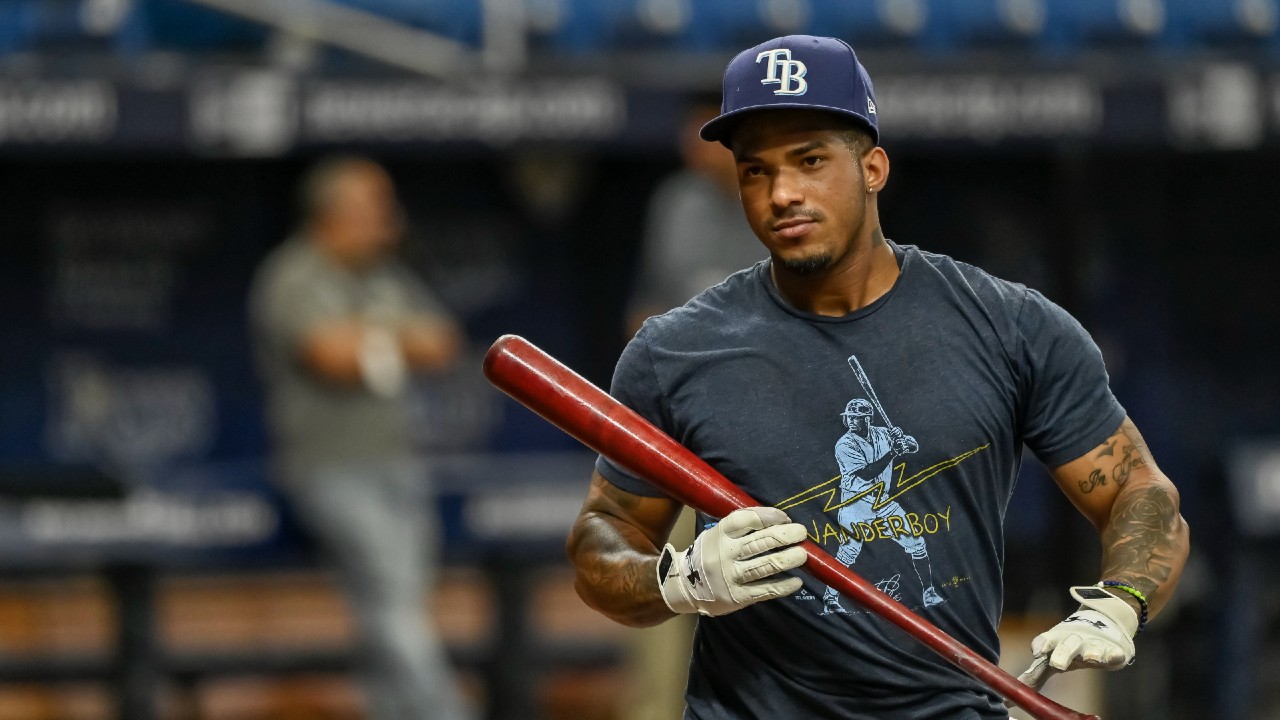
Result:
[770, 227, 898, 317]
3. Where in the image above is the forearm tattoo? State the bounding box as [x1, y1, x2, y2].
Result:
[575, 522, 658, 586]
[1094, 420, 1188, 608]
[567, 479, 670, 624]
[1100, 485, 1181, 600]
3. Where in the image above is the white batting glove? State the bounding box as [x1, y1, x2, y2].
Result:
[1018, 586, 1138, 688]
[657, 507, 807, 617]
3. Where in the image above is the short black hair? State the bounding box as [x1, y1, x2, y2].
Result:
[835, 123, 876, 158]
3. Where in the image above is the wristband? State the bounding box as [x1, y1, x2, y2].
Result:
[1099, 580, 1148, 635]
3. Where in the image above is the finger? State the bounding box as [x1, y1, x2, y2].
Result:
[720, 507, 789, 537]
[739, 575, 803, 603]
[1079, 638, 1108, 664]
[1017, 655, 1056, 689]
[736, 546, 807, 582]
[737, 523, 807, 557]
[746, 506, 794, 528]
[1048, 633, 1084, 671]
[1100, 644, 1128, 668]
[1029, 632, 1050, 657]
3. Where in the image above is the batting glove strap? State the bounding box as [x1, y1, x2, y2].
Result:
[656, 507, 807, 617]
[657, 544, 698, 615]
[1071, 584, 1140, 639]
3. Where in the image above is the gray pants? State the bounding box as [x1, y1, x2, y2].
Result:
[284, 459, 472, 720]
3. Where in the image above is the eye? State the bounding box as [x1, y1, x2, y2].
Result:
[740, 164, 764, 178]
[803, 155, 824, 167]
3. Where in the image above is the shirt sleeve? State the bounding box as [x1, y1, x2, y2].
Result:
[594, 331, 675, 498]
[1017, 288, 1127, 468]
[835, 438, 870, 476]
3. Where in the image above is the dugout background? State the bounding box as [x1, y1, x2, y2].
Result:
[2, 2, 1280, 718]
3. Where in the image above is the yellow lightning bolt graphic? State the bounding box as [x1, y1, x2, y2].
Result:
[776, 444, 990, 513]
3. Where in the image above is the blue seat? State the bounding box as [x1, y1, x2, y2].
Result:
[539, 0, 819, 54]
[22, 0, 93, 51]
[928, 0, 1046, 51]
[0, 0, 36, 55]
[329, 0, 484, 47]
[529, 0, 723, 54]
[623, 0, 710, 52]
[525, 0, 628, 54]
[1165, 0, 1279, 50]
[1041, 0, 1170, 52]
[697, 0, 814, 51]
[130, 0, 269, 53]
[807, 0, 929, 51]
[4, 0, 148, 57]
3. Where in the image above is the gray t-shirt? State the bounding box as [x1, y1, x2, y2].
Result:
[596, 243, 1125, 719]
[249, 237, 448, 479]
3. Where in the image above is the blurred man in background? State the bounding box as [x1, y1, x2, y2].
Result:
[627, 97, 764, 334]
[622, 98, 763, 720]
[249, 156, 473, 720]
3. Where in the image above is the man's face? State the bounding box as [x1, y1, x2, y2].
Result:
[729, 110, 869, 276]
[324, 164, 405, 267]
[844, 413, 869, 433]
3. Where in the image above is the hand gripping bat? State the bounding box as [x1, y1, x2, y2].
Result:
[482, 334, 1099, 720]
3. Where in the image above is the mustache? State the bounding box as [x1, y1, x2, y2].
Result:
[774, 208, 824, 222]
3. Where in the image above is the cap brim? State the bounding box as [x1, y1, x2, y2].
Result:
[700, 103, 879, 145]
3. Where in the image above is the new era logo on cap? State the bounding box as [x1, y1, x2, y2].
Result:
[700, 35, 880, 146]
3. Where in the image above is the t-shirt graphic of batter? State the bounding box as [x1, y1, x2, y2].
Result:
[823, 388, 943, 615]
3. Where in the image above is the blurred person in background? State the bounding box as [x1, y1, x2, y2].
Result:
[627, 96, 765, 335]
[622, 98, 763, 720]
[249, 156, 473, 720]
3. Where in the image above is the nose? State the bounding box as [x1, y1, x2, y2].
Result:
[769, 168, 804, 210]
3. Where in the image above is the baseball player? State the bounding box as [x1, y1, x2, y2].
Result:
[821, 397, 942, 615]
[566, 35, 1188, 718]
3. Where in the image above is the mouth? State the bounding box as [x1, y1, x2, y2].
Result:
[772, 217, 816, 239]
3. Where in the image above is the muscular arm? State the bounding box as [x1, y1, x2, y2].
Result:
[566, 471, 685, 627]
[1050, 417, 1190, 618]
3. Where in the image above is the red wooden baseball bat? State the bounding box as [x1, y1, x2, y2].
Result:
[482, 334, 1099, 720]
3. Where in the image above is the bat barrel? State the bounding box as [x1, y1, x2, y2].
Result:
[483, 335, 1099, 720]
[483, 335, 755, 517]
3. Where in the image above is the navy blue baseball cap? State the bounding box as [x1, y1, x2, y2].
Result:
[700, 35, 879, 146]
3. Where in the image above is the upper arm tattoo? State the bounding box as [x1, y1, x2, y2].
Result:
[1078, 421, 1150, 495]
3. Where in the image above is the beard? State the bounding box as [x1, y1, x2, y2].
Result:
[779, 251, 834, 275]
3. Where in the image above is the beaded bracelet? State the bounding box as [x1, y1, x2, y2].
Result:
[1100, 580, 1148, 635]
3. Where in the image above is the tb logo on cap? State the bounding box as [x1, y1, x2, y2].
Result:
[756, 48, 807, 96]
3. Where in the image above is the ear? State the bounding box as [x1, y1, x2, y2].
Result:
[863, 146, 889, 195]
